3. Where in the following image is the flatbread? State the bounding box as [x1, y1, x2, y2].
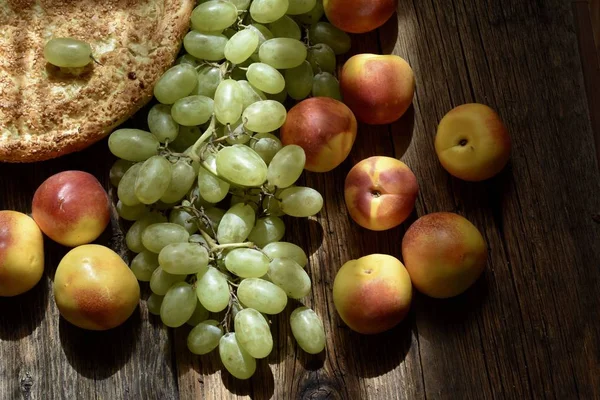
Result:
[0, 0, 194, 162]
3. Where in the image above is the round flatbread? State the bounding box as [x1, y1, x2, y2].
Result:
[0, 0, 194, 162]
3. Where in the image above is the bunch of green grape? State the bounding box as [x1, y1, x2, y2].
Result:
[107, 0, 352, 380]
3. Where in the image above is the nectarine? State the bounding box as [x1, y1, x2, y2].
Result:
[324, 0, 398, 34]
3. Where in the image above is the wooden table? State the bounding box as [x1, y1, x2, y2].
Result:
[2, 1, 599, 399]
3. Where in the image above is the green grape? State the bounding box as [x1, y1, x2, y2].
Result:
[246, 63, 285, 95]
[175, 54, 201, 66]
[118, 163, 143, 206]
[161, 282, 197, 328]
[250, 132, 282, 164]
[147, 293, 164, 316]
[294, 0, 323, 25]
[126, 212, 168, 253]
[259, 38, 307, 69]
[312, 72, 342, 100]
[141, 223, 190, 253]
[116, 200, 148, 221]
[280, 186, 323, 217]
[222, 28, 237, 38]
[249, 23, 274, 43]
[196, 267, 230, 312]
[198, 167, 230, 203]
[237, 80, 267, 111]
[290, 306, 326, 354]
[265, 88, 288, 103]
[44, 38, 92, 67]
[247, 216, 285, 247]
[171, 96, 214, 126]
[230, 0, 251, 9]
[154, 64, 198, 104]
[108, 129, 159, 162]
[225, 28, 260, 64]
[159, 242, 209, 275]
[135, 156, 172, 204]
[287, 0, 316, 15]
[219, 120, 254, 145]
[130, 251, 160, 282]
[109, 159, 134, 187]
[307, 43, 336, 74]
[216, 145, 268, 186]
[237, 278, 288, 314]
[148, 104, 179, 143]
[230, 191, 261, 211]
[267, 145, 306, 188]
[188, 320, 224, 354]
[262, 241, 308, 267]
[250, 0, 289, 23]
[192, 65, 222, 98]
[268, 16, 301, 40]
[169, 208, 198, 235]
[285, 61, 313, 100]
[150, 267, 187, 295]
[308, 22, 351, 55]
[191, 185, 217, 209]
[184, 31, 228, 61]
[219, 333, 257, 380]
[170, 125, 202, 153]
[242, 100, 287, 133]
[234, 308, 273, 358]
[262, 196, 285, 217]
[191, 0, 238, 32]
[217, 203, 256, 244]
[160, 160, 197, 204]
[187, 300, 210, 326]
[268, 257, 311, 298]
[225, 248, 270, 278]
[214, 79, 243, 125]
[197, 207, 226, 235]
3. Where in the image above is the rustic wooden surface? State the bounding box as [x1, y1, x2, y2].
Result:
[1, 0, 599, 399]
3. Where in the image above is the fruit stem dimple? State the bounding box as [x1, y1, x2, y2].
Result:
[459, 139, 468, 146]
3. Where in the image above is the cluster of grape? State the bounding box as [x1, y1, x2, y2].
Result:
[107, 0, 351, 380]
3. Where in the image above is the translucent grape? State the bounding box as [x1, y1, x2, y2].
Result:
[176, 54, 201, 66]
[192, 65, 222, 98]
[214, 79, 243, 125]
[148, 104, 179, 143]
[307, 43, 336, 74]
[312, 72, 342, 100]
[196, 267, 230, 312]
[250, 0, 289, 23]
[159, 242, 209, 275]
[230, 0, 251, 10]
[249, 23, 274, 44]
[294, 0, 324, 25]
[197, 167, 230, 203]
[147, 293, 164, 315]
[262, 241, 308, 267]
[196, 207, 226, 235]
[188, 320, 224, 354]
[187, 300, 210, 326]
[135, 156, 173, 204]
[170, 125, 202, 153]
[237, 278, 288, 314]
[285, 61, 313, 100]
[141, 223, 190, 253]
[219, 333, 257, 380]
[171, 96, 214, 126]
[109, 159, 134, 187]
[290, 307, 326, 354]
[265, 88, 288, 103]
[217, 203, 256, 244]
[161, 282, 197, 328]
[154, 64, 198, 104]
[150, 267, 187, 296]
[267, 145, 306, 188]
[280, 186, 324, 217]
[225, 248, 270, 278]
[225, 28, 260, 64]
[108, 129, 159, 162]
[130, 251, 159, 282]
[246, 63, 285, 95]
[247, 216, 285, 247]
[250, 132, 282, 164]
[262, 196, 285, 217]
[268, 16, 301, 40]
[184, 31, 228, 61]
[268, 257, 311, 298]
[259, 38, 307, 69]
[230, 191, 261, 211]
[287, 0, 316, 15]
[169, 208, 199, 235]
[216, 145, 268, 186]
[242, 100, 287, 133]
[237, 81, 267, 111]
[44, 38, 92, 68]
[191, 1, 238, 32]
[117, 200, 148, 221]
[308, 22, 351, 55]
[234, 308, 273, 358]
[126, 212, 168, 253]
[160, 159, 197, 204]
[118, 163, 143, 206]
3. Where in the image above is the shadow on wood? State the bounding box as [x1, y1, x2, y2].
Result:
[0, 276, 48, 340]
[220, 360, 275, 400]
[378, 12, 400, 55]
[391, 104, 416, 159]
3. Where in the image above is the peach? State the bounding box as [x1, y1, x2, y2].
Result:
[435, 103, 511, 181]
[54, 244, 140, 330]
[0, 211, 44, 297]
[324, 0, 398, 34]
[340, 54, 415, 125]
[333, 254, 412, 334]
[402, 212, 487, 298]
[32, 171, 110, 247]
[345, 156, 418, 231]
[280, 97, 357, 172]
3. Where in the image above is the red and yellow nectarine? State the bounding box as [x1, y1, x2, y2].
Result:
[324, 0, 398, 34]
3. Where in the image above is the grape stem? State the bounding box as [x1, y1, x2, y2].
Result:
[210, 241, 256, 253]
[189, 115, 217, 163]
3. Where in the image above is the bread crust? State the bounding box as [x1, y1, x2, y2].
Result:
[0, 0, 194, 162]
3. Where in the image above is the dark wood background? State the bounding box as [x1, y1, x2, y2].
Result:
[1, 0, 599, 399]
